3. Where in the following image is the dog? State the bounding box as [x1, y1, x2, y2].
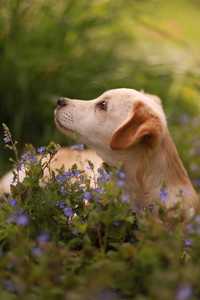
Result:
[55, 88, 199, 216]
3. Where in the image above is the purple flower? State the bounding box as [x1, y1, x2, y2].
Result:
[21, 152, 37, 164]
[9, 199, 17, 206]
[97, 289, 120, 300]
[64, 207, 73, 217]
[186, 223, 194, 234]
[160, 187, 168, 204]
[194, 215, 200, 224]
[186, 217, 200, 235]
[176, 284, 192, 300]
[16, 214, 29, 226]
[3, 280, 16, 293]
[83, 191, 92, 201]
[3, 136, 11, 144]
[32, 247, 43, 257]
[97, 168, 110, 183]
[56, 174, 67, 184]
[116, 170, 126, 179]
[72, 170, 80, 177]
[94, 187, 104, 194]
[37, 232, 49, 243]
[37, 146, 46, 154]
[121, 193, 130, 203]
[56, 200, 65, 209]
[193, 179, 200, 187]
[70, 144, 85, 151]
[117, 179, 125, 188]
[56, 170, 77, 183]
[184, 239, 192, 247]
[64, 171, 73, 177]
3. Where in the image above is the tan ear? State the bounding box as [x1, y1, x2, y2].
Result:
[110, 102, 163, 150]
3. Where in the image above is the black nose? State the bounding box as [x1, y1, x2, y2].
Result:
[57, 98, 67, 107]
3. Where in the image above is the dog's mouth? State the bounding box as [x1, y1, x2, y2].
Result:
[54, 117, 74, 132]
[54, 115, 74, 134]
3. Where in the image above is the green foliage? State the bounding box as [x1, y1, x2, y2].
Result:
[0, 0, 134, 145]
[0, 130, 200, 300]
[1, 0, 200, 177]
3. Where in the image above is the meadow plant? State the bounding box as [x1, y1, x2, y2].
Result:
[0, 125, 200, 299]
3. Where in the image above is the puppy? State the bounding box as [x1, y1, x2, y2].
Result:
[55, 88, 199, 216]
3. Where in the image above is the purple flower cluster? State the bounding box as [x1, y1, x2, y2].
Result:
[56, 174, 68, 184]
[16, 214, 29, 226]
[184, 239, 192, 247]
[3, 279, 16, 293]
[32, 232, 50, 257]
[83, 191, 93, 201]
[193, 179, 200, 187]
[18, 152, 37, 170]
[116, 170, 126, 188]
[3, 135, 11, 144]
[32, 247, 43, 257]
[73, 170, 81, 177]
[9, 198, 17, 206]
[176, 284, 192, 300]
[97, 167, 111, 183]
[7, 212, 29, 226]
[56, 200, 65, 209]
[121, 193, 129, 203]
[37, 232, 50, 243]
[116, 170, 126, 180]
[117, 179, 125, 188]
[21, 152, 37, 164]
[186, 215, 200, 235]
[56, 201, 74, 218]
[64, 207, 73, 217]
[37, 146, 46, 154]
[56, 170, 80, 184]
[94, 187, 104, 194]
[97, 288, 120, 300]
[160, 187, 168, 204]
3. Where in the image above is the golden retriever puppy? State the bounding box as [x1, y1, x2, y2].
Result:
[55, 88, 199, 216]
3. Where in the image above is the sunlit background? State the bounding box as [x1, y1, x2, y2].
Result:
[0, 0, 200, 191]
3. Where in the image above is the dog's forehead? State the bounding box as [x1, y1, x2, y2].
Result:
[101, 88, 162, 110]
[102, 88, 138, 100]
[102, 88, 161, 105]
[102, 88, 166, 126]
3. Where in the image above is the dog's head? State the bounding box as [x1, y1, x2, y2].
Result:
[55, 88, 167, 160]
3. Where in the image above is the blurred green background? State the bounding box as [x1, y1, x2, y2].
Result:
[0, 0, 200, 188]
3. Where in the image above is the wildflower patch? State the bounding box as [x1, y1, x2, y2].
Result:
[0, 125, 200, 299]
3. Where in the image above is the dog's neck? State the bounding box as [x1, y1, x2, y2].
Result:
[123, 131, 198, 211]
[96, 131, 198, 212]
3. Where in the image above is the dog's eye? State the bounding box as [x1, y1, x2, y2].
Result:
[96, 100, 107, 111]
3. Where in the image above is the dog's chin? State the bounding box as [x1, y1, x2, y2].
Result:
[54, 118, 74, 136]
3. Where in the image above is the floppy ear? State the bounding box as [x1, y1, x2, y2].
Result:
[110, 102, 163, 150]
